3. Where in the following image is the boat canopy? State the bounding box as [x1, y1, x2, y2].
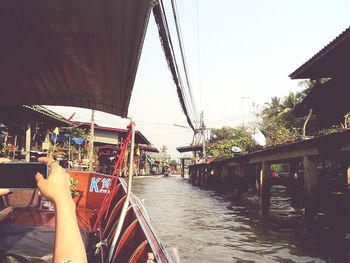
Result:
[0, 0, 153, 117]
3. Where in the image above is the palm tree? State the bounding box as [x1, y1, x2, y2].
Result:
[280, 92, 302, 115]
[261, 96, 282, 120]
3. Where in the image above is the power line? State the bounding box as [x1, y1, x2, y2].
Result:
[153, 1, 197, 130]
[196, 0, 202, 111]
[170, 0, 198, 120]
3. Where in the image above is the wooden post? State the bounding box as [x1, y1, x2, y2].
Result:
[289, 160, 300, 208]
[181, 158, 185, 178]
[237, 162, 246, 199]
[88, 109, 95, 172]
[198, 167, 202, 186]
[12, 135, 17, 160]
[196, 167, 200, 185]
[261, 161, 271, 216]
[25, 124, 31, 162]
[191, 167, 196, 185]
[303, 156, 318, 226]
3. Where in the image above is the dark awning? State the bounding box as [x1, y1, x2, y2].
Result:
[139, 145, 159, 153]
[0, 105, 72, 128]
[290, 26, 350, 79]
[0, 0, 152, 117]
[176, 145, 203, 153]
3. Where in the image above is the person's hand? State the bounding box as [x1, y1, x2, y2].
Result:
[35, 157, 73, 206]
[0, 158, 11, 196]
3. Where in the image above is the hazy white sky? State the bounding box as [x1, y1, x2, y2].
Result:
[49, 0, 350, 159]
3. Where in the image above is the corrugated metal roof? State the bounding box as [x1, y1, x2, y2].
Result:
[0, 105, 72, 127]
[290, 25, 350, 79]
[73, 121, 151, 145]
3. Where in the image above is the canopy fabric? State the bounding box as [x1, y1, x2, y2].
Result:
[71, 137, 86, 146]
[50, 134, 86, 146]
[0, 0, 152, 117]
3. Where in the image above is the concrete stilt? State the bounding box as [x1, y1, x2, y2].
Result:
[303, 156, 318, 226]
[261, 161, 271, 216]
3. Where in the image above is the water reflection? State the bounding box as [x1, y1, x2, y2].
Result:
[132, 175, 337, 263]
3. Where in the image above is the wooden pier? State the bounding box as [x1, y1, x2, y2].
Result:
[189, 129, 350, 224]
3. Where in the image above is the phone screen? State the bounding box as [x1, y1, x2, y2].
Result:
[0, 162, 48, 189]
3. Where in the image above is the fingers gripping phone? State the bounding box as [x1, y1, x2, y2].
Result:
[0, 162, 48, 189]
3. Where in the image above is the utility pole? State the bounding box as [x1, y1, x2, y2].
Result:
[200, 111, 206, 160]
[241, 96, 250, 127]
[89, 109, 95, 171]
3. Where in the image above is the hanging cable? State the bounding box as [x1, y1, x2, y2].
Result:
[170, 0, 198, 120]
[153, 1, 196, 130]
[159, 0, 196, 123]
[196, 0, 202, 110]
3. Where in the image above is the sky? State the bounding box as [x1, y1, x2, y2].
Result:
[49, 0, 350, 159]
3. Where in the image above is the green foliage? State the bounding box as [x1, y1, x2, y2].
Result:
[259, 90, 309, 146]
[71, 127, 88, 138]
[69, 177, 79, 197]
[208, 126, 255, 158]
[271, 163, 289, 172]
[319, 124, 343, 136]
[264, 123, 301, 146]
[169, 159, 178, 166]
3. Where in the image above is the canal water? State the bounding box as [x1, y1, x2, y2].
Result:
[132, 174, 349, 263]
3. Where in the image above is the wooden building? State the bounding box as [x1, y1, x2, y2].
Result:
[0, 105, 72, 161]
[73, 121, 158, 175]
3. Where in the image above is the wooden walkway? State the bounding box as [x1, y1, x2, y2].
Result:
[189, 129, 350, 225]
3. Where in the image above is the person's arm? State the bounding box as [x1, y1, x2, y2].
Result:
[35, 157, 87, 263]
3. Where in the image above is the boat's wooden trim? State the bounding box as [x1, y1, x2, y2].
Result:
[103, 195, 126, 238]
[128, 240, 150, 263]
[107, 206, 136, 244]
[112, 219, 145, 263]
[104, 183, 124, 220]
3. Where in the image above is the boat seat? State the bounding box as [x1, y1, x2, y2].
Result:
[10, 207, 94, 232]
[0, 223, 88, 263]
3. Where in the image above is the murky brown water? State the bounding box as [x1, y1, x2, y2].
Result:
[132, 175, 348, 263]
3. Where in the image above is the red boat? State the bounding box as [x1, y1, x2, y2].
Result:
[0, 1, 173, 262]
[1, 170, 171, 262]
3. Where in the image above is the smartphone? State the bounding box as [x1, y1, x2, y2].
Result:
[0, 162, 48, 189]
